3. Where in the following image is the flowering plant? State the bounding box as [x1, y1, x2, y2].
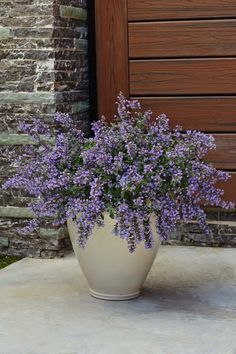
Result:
[3, 94, 234, 252]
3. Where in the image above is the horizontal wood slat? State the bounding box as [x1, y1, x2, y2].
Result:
[206, 134, 236, 170]
[217, 173, 236, 202]
[129, 20, 236, 58]
[134, 97, 236, 132]
[130, 59, 236, 95]
[128, 0, 236, 21]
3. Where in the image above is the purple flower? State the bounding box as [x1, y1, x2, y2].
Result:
[2, 94, 234, 252]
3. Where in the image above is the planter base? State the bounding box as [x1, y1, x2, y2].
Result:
[67, 214, 160, 301]
[89, 288, 140, 301]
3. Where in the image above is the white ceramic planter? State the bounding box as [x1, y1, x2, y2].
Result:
[67, 214, 160, 300]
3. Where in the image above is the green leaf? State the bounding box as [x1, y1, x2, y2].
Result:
[109, 209, 115, 219]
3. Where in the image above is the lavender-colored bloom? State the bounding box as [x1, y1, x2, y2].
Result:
[2, 94, 234, 252]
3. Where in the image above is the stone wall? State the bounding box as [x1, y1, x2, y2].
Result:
[168, 210, 236, 248]
[0, 0, 89, 257]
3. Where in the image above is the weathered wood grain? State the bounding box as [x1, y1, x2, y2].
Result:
[134, 96, 236, 132]
[128, 0, 236, 21]
[94, 0, 129, 121]
[217, 172, 236, 202]
[130, 59, 236, 95]
[207, 134, 236, 170]
[129, 20, 236, 58]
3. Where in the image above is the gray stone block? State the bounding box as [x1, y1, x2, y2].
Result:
[0, 92, 62, 104]
[60, 5, 87, 21]
[40, 227, 69, 240]
[74, 38, 88, 52]
[0, 207, 33, 219]
[0, 236, 9, 247]
[0, 134, 35, 146]
[0, 27, 11, 40]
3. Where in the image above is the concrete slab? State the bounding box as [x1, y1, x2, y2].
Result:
[0, 246, 235, 354]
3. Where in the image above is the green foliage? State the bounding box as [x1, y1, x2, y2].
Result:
[0, 254, 22, 270]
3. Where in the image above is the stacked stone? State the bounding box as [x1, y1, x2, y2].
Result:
[168, 209, 236, 248]
[0, 0, 89, 257]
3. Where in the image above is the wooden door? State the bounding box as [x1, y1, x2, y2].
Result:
[94, 0, 236, 202]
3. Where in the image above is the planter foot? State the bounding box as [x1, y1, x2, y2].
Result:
[89, 288, 140, 301]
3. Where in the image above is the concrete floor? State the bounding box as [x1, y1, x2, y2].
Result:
[0, 246, 235, 354]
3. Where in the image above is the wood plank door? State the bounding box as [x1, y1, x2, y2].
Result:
[94, 0, 236, 202]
